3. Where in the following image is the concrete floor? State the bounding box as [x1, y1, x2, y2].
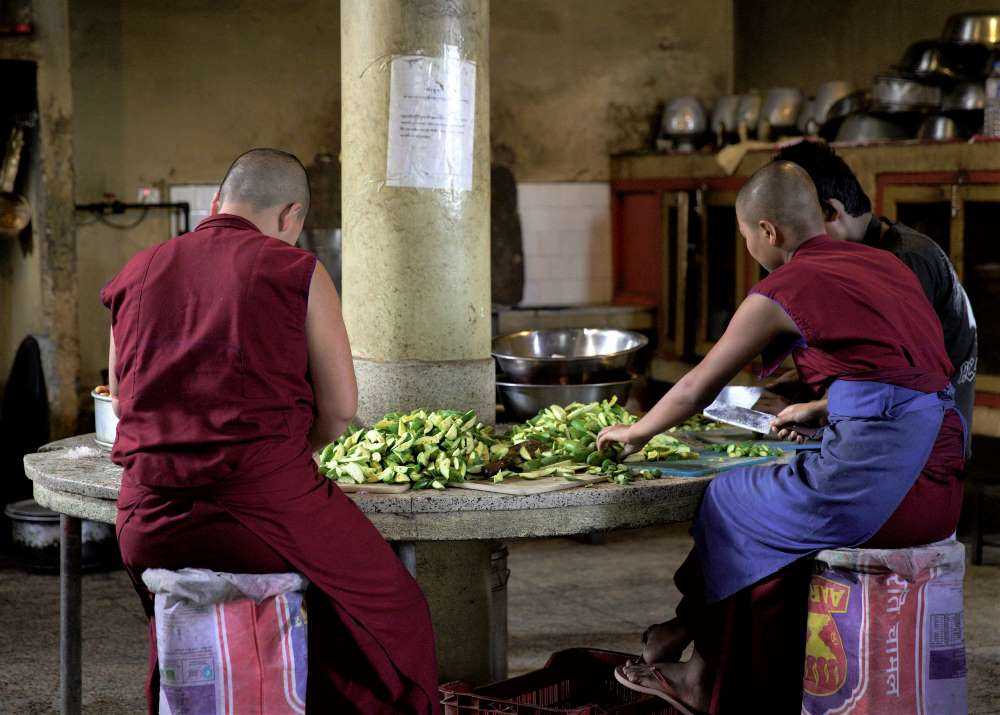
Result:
[1, 524, 999, 713]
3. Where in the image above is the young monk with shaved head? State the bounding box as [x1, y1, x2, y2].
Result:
[103, 148, 439, 713]
[599, 161, 965, 714]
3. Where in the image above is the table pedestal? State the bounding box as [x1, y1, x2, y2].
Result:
[410, 540, 509, 683]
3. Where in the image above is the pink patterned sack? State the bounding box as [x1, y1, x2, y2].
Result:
[802, 539, 966, 715]
[143, 569, 308, 714]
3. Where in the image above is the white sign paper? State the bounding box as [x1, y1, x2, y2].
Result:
[386, 45, 476, 192]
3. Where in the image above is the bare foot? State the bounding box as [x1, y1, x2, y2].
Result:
[641, 617, 691, 663]
[620, 655, 711, 715]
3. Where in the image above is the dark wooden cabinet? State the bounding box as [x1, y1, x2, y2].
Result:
[612, 179, 755, 361]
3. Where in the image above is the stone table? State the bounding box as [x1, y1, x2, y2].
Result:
[26, 433, 715, 714]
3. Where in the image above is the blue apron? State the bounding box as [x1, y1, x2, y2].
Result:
[693, 379, 958, 603]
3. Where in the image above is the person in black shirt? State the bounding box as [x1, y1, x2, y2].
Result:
[776, 140, 977, 451]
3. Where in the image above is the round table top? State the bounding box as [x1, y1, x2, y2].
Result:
[24, 434, 715, 541]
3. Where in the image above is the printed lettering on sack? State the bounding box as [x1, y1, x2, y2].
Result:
[928, 612, 966, 680]
[802, 543, 968, 715]
[803, 575, 861, 705]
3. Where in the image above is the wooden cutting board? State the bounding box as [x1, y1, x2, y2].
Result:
[337, 482, 411, 494]
[751, 440, 821, 452]
[627, 454, 780, 478]
[313, 452, 411, 493]
[679, 427, 755, 443]
[451, 472, 609, 496]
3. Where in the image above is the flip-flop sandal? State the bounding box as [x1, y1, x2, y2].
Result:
[614, 662, 708, 715]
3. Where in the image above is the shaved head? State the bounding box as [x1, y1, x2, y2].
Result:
[219, 148, 310, 213]
[736, 160, 825, 241]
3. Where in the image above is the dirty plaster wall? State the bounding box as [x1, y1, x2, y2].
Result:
[69, 0, 733, 386]
[734, 0, 987, 93]
[491, 0, 733, 182]
[70, 0, 342, 389]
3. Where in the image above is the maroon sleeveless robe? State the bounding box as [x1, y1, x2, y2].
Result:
[102, 214, 439, 714]
[673, 236, 964, 714]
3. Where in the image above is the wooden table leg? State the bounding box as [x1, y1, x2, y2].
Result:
[60, 515, 82, 715]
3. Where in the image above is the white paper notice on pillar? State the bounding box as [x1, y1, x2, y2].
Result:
[386, 45, 476, 192]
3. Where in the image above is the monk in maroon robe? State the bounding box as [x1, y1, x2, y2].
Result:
[598, 162, 964, 714]
[102, 148, 439, 714]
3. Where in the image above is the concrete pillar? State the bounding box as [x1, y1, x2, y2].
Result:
[35, 0, 80, 439]
[341, 0, 493, 426]
[341, 0, 499, 685]
[415, 541, 508, 683]
[0, 0, 79, 438]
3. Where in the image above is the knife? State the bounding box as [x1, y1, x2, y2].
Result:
[703, 387, 820, 438]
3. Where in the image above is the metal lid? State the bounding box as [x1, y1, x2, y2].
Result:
[4, 498, 59, 522]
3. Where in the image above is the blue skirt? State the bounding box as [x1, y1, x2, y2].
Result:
[693, 380, 956, 603]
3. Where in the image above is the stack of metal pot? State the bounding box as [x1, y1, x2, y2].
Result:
[829, 12, 1000, 144]
[491, 328, 648, 421]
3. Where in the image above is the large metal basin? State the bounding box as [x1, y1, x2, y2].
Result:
[943, 12, 1000, 46]
[496, 380, 634, 421]
[492, 328, 648, 384]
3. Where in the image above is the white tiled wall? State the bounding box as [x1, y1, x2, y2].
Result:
[517, 182, 613, 307]
[168, 184, 218, 234]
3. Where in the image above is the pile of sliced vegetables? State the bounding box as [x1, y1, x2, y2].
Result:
[317, 409, 508, 490]
[669, 414, 727, 432]
[706, 441, 783, 458]
[624, 433, 698, 463]
[317, 399, 783, 491]
[502, 397, 695, 484]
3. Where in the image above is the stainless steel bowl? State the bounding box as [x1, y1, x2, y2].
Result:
[918, 114, 959, 141]
[5, 499, 114, 572]
[827, 90, 868, 121]
[943, 12, 1000, 46]
[943, 81, 986, 110]
[871, 73, 942, 112]
[492, 328, 648, 384]
[711, 94, 741, 141]
[735, 93, 763, 137]
[92, 388, 118, 449]
[662, 96, 707, 139]
[758, 87, 804, 139]
[812, 81, 854, 124]
[496, 380, 634, 422]
[820, 90, 870, 141]
[835, 113, 912, 144]
[898, 40, 960, 82]
[797, 98, 817, 135]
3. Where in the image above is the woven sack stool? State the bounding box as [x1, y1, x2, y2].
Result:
[801, 539, 967, 715]
[142, 569, 308, 715]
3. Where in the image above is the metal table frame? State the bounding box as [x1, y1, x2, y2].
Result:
[60, 515, 82, 715]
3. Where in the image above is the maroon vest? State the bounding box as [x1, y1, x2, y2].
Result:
[101, 214, 317, 490]
[752, 235, 953, 395]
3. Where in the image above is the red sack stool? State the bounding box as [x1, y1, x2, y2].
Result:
[142, 569, 309, 715]
[802, 539, 967, 715]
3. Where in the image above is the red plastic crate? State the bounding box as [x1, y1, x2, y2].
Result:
[440, 648, 680, 715]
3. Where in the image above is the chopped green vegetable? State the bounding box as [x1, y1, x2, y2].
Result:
[317, 409, 506, 489]
[319, 399, 744, 491]
[668, 415, 728, 432]
[505, 396, 695, 486]
[622, 433, 697, 464]
[706, 441, 784, 458]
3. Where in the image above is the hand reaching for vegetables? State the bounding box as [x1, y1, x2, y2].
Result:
[596, 423, 645, 459]
[771, 398, 828, 443]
